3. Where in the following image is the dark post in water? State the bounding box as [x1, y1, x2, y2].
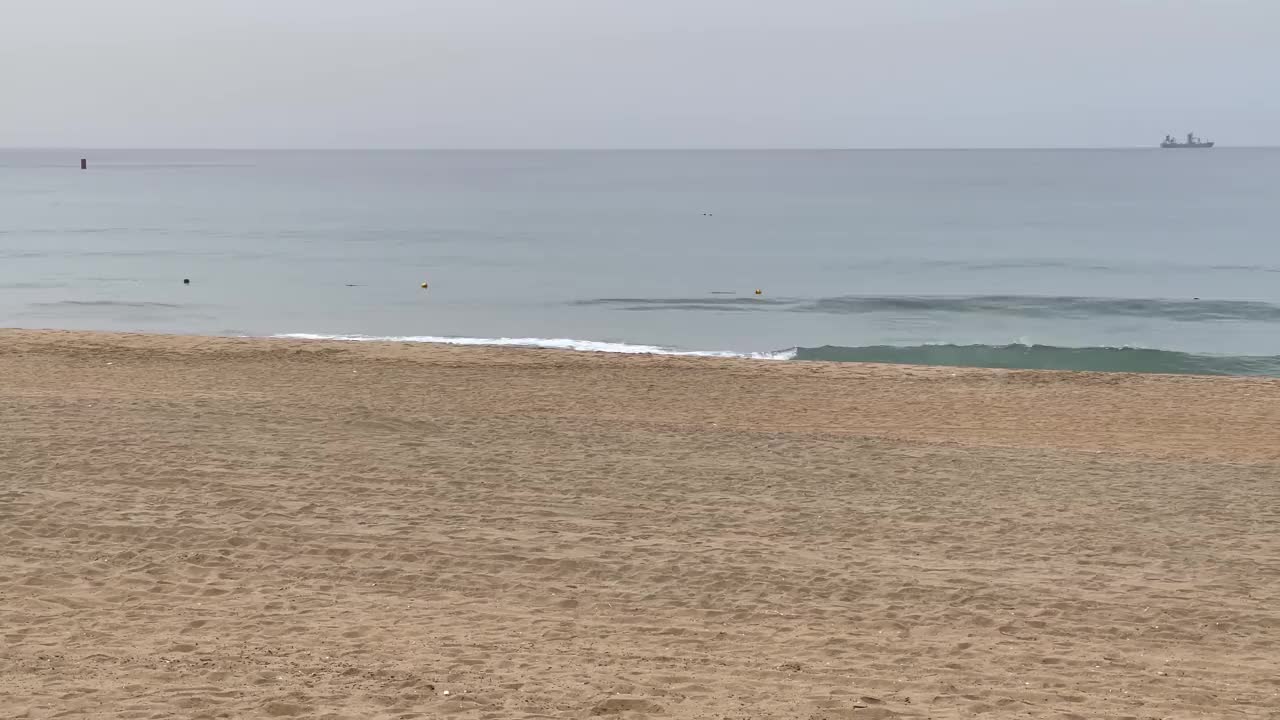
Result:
[80, 158, 87, 170]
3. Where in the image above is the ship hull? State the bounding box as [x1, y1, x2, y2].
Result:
[1161, 142, 1214, 149]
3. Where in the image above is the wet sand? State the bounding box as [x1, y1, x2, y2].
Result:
[2, 329, 1278, 719]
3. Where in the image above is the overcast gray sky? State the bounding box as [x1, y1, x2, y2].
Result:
[2, 0, 1275, 148]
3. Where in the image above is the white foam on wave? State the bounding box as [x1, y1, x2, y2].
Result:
[274, 333, 798, 361]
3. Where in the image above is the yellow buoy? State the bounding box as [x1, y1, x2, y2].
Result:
[421, 282, 429, 289]
[754, 289, 763, 295]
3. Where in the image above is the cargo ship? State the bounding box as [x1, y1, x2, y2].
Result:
[1161, 132, 1214, 149]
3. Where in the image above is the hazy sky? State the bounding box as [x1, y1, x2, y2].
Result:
[3, 0, 1275, 148]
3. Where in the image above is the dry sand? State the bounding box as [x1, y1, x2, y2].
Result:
[1, 329, 1278, 719]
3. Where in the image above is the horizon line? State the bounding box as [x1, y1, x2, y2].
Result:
[3, 145, 1275, 152]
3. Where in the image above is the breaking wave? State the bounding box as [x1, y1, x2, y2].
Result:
[792, 344, 1280, 376]
[274, 334, 1280, 376]
[576, 295, 1280, 322]
[273, 334, 796, 360]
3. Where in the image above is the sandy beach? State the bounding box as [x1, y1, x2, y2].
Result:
[1, 329, 1277, 719]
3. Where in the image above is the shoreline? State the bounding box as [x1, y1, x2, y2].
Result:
[3, 327, 1278, 718]
[3, 328, 1279, 464]
[11, 324, 1280, 378]
[7, 325, 1280, 458]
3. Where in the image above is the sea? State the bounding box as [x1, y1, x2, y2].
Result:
[4, 148, 1280, 376]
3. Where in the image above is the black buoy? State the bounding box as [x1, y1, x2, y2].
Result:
[183, 278, 190, 285]
[80, 158, 87, 170]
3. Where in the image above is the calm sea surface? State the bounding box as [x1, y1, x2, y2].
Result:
[3, 149, 1280, 374]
